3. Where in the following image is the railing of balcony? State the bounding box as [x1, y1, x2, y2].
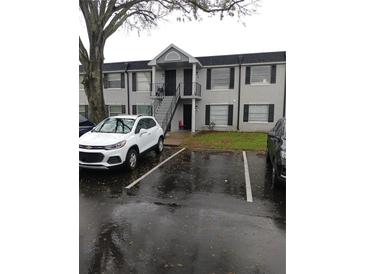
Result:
[150, 83, 165, 97]
[195, 82, 202, 97]
[181, 82, 202, 97]
[161, 83, 181, 133]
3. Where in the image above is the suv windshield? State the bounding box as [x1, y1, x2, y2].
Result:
[93, 118, 135, 134]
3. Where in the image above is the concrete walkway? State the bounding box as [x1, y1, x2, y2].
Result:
[164, 130, 191, 146]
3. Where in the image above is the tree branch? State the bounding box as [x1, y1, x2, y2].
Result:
[79, 37, 89, 68]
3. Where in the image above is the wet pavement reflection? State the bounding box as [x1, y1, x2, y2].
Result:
[80, 148, 285, 274]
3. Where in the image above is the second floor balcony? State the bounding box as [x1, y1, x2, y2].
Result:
[150, 82, 202, 99]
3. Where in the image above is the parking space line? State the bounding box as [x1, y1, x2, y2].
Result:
[125, 147, 186, 189]
[242, 151, 253, 202]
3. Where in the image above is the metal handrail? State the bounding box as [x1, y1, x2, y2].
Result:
[161, 83, 181, 133]
[150, 83, 165, 97]
[151, 83, 165, 116]
[181, 82, 202, 96]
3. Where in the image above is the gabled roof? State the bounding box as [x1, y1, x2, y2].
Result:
[79, 51, 286, 73]
[147, 43, 202, 66]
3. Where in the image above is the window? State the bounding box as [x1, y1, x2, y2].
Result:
[79, 105, 87, 117]
[165, 51, 181, 61]
[248, 104, 269, 122]
[211, 68, 230, 89]
[94, 118, 135, 134]
[137, 105, 152, 115]
[135, 118, 149, 133]
[250, 66, 271, 84]
[104, 73, 123, 88]
[109, 105, 126, 116]
[79, 75, 84, 89]
[146, 118, 156, 128]
[136, 72, 151, 91]
[210, 105, 229, 126]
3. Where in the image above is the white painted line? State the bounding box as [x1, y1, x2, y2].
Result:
[125, 147, 186, 189]
[242, 151, 253, 202]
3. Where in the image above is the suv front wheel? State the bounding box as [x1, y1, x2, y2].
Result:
[126, 148, 138, 170]
[155, 137, 164, 154]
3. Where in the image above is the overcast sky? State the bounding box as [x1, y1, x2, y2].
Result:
[79, 0, 286, 63]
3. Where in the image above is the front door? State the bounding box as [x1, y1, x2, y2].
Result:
[165, 70, 176, 96]
[183, 104, 192, 130]
[184, 69, 192, 95]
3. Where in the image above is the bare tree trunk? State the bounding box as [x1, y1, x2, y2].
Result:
[81, 32, 107, 124]
[84, 60, 106, 124]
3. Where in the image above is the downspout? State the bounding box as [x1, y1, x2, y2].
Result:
[236, 56, 243, 130]
[283, 65, 286, 117]
[125, 63, 130, 114]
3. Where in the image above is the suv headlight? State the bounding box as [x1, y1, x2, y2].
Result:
[280, 151, 286, 160]
[105, 140, 126, 150]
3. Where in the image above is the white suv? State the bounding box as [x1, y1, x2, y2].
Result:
[79, 115, 164, 170]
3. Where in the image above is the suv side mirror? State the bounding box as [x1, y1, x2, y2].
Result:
[139, 128, 148, 135]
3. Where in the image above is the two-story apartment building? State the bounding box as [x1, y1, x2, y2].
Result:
[79, 44, 286, 133]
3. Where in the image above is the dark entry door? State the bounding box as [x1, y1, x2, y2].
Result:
[165, 70, 176, 96]
[183, 104, 192, 130]
[184, 69, 192, 95]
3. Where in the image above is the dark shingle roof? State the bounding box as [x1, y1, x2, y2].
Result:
[196, 51, 286, 66]
[79, 51, 285, 72]
[79, 60, 150, 73]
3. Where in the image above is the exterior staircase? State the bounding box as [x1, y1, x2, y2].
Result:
[153, 84, 181, 134]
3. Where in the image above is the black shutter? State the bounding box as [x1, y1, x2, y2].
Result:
[270, 65, 277, 84]
[243, 104, 249, 122]
[132, 105, 137, 115]
[150, 71, 152, 91]
[103, 73, 109, 89]
[228, 105, 233, 125]
[229, 67, 235, 89]
[205, 105, 210, 125]
[121, 73, 125, 88]
[268, 104, 274, 122]
[206, 69, 211, 90]
[245, 67, 251, 84]
[132, 72, 136, 91]
[121, 105, 126, 114]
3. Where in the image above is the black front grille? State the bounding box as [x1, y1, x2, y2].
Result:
[79, 152, 104, 163]
[79, 144, 105, 149]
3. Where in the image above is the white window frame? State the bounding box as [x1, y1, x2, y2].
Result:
[109, 105, 124, 116]
[105, 73, 122, 89]
[210, 104, 229, 127]
[79, 105, 87, 117]
[136, 72, 151, 92]
[79, 75, 84, 90]
[136, 104, 153, 116]
[210, 67, 231, 91]
[247, 104, 270, 123]
[250, 66, 272, 85]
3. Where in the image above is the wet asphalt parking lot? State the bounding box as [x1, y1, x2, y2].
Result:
[80, 147, 286, 274]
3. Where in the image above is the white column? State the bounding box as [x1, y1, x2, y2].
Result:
[192, 63, 197, 95]
[191, 63, 197, 133]
[152, 65, 156, 95]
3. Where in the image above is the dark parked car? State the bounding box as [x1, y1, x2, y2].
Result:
[267, 117, 286, 185]
[79, 114, 95, 137]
